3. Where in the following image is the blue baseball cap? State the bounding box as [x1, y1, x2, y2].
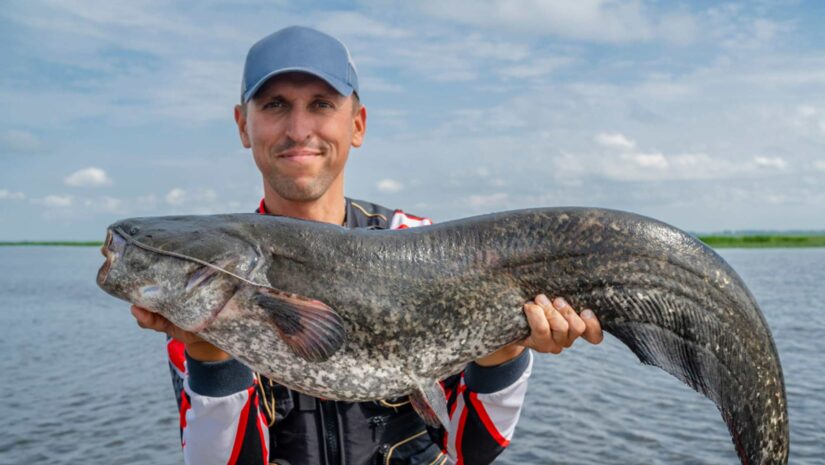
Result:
[241, 26, 359, 103]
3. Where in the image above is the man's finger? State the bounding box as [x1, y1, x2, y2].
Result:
[523, 302, 563, 354]
[536, 294, 569, 353]
[131, 305, 154, 329]
[581, 309, 604, 344]
[554, 299, 586, 348]
[547, 297, 570, 347]
[131, 305, 174, 336]
[524, 302, 551, 340]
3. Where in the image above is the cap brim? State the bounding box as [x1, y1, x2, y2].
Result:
[243, 67, 354, 103]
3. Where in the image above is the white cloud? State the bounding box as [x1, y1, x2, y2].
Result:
[361, 77, 404, 93]
[84, 196, 122, 213]
[316, 11, 410, 39]
[0, 129, 43, 154]
[135, 194, 159, 209]
[377, 178, 404, 193]
[657, 12, 698, 45]
[64, 167, 112, 187]
[468, 192, 509, 208]
[149, 59, 240, 125]
[623, 152, 668, 169]
[411, 0, 695, 44]
[718, 16, 791, 50]
[753, 156, 787, 170]
[165, 188, 186, 205]
[562, 147, 738, 182]
[37, 195, 73, 208]
[376, 32, 531, 84]
[0, 189, 26, 200]
[596, 132, 636, 150]
[634, 75, 693, 100]
[497, 56, 574, 79]
[797, 105, 817, 118]
[201, 189, 218, 202]
[814, 160, 825, 172]
[582, 150, 797, 183]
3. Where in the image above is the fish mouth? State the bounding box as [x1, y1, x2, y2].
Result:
[97, 228, 126, 286]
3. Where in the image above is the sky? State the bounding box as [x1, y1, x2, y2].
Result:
[1, 0, 824, 240]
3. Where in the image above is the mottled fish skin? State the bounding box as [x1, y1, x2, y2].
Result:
[97, 208, 789, 465]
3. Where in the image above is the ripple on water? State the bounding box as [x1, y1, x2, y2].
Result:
[1, 247, 823, 464]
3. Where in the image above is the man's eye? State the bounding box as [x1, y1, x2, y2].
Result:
[314, 101, 334, 109]
[264, 101, 286, 109]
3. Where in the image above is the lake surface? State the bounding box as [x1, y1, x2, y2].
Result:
[0, 247, 821, 464]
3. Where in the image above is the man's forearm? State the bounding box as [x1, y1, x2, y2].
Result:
[475, 343, 526, 367]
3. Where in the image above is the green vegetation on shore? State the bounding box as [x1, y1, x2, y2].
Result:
[697, 235, 825, 248]
[2, 235, 825, 249]
[0, 241, 103, 247]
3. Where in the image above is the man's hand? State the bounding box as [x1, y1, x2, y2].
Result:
[131, 306, 231, 362]
[475, 294, 603, 367]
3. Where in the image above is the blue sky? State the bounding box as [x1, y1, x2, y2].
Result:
[1, 0, 824, 240]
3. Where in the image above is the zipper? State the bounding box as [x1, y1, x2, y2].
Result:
[369, 415, 389, 442]
[320, 400, 342, 465]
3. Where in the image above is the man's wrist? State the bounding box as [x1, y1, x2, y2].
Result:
[465, 349, 532, 394]
[185, 352, 253, 397]
[185, 341, 231, 362]
[475, 344, 526, 367]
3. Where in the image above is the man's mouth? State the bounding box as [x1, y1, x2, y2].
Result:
[278, 148, 322, 159]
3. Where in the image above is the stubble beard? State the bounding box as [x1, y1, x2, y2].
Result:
[262, 138, 338, 202]
[268, 168, 336, 202]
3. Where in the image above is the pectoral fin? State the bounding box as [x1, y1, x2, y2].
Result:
[252, 287, 345, 363]
[410, 380, 450, 429]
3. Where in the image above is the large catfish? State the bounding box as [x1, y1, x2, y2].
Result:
[96, 207, 788, 464]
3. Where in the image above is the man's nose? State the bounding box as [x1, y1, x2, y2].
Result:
[284, 109, 313, 143]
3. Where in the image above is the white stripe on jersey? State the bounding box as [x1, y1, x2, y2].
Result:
[182, 379, 251, 465]
[473, 351, 532, 441]
[390, 211, 433, 230]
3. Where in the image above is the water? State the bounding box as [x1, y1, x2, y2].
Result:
[0, 248, 181, 465]
[502, 249, 825, 465]
[0, 247, 822, 464]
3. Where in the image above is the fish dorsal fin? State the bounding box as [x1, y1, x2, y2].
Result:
[252, 287, 345, 363]
[410, 380, 450, 429]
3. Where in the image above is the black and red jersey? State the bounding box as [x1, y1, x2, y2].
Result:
[167, 198, 533, 465]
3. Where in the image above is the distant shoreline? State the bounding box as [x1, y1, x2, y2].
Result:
[2, 235, 825, 248]
[696, 235, 825, 248]
[0, 241, 103, 247]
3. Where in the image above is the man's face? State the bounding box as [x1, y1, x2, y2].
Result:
[235, 72, 366, 202]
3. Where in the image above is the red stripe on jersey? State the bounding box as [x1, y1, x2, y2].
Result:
[442, 429, 449, 455]
[468, 392, 510, 447]
[227, 387, 255, 465]
[449, 377, 467, 419]
[258, 198, 267, 215]
[257, 411, 268, 463]
[167, 338, 186, 374]
[252, 388, 269, 465]
[395, 210, 426, 221]
[179, 390, 190, 436]
[397, 224, 409, 229]
[442, 385, 453, 408]
[454, 404, 470, 465]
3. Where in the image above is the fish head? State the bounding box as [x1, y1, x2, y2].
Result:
[97, 215, 260, 332]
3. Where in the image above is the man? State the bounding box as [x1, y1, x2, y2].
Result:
[132, 25, 603, 465]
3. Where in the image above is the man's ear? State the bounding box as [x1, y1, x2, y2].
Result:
[351, 104, 367, 148]
[234, 104, 252, 148]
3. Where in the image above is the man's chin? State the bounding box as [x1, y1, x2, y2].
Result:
[270, 179, 329, 202]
